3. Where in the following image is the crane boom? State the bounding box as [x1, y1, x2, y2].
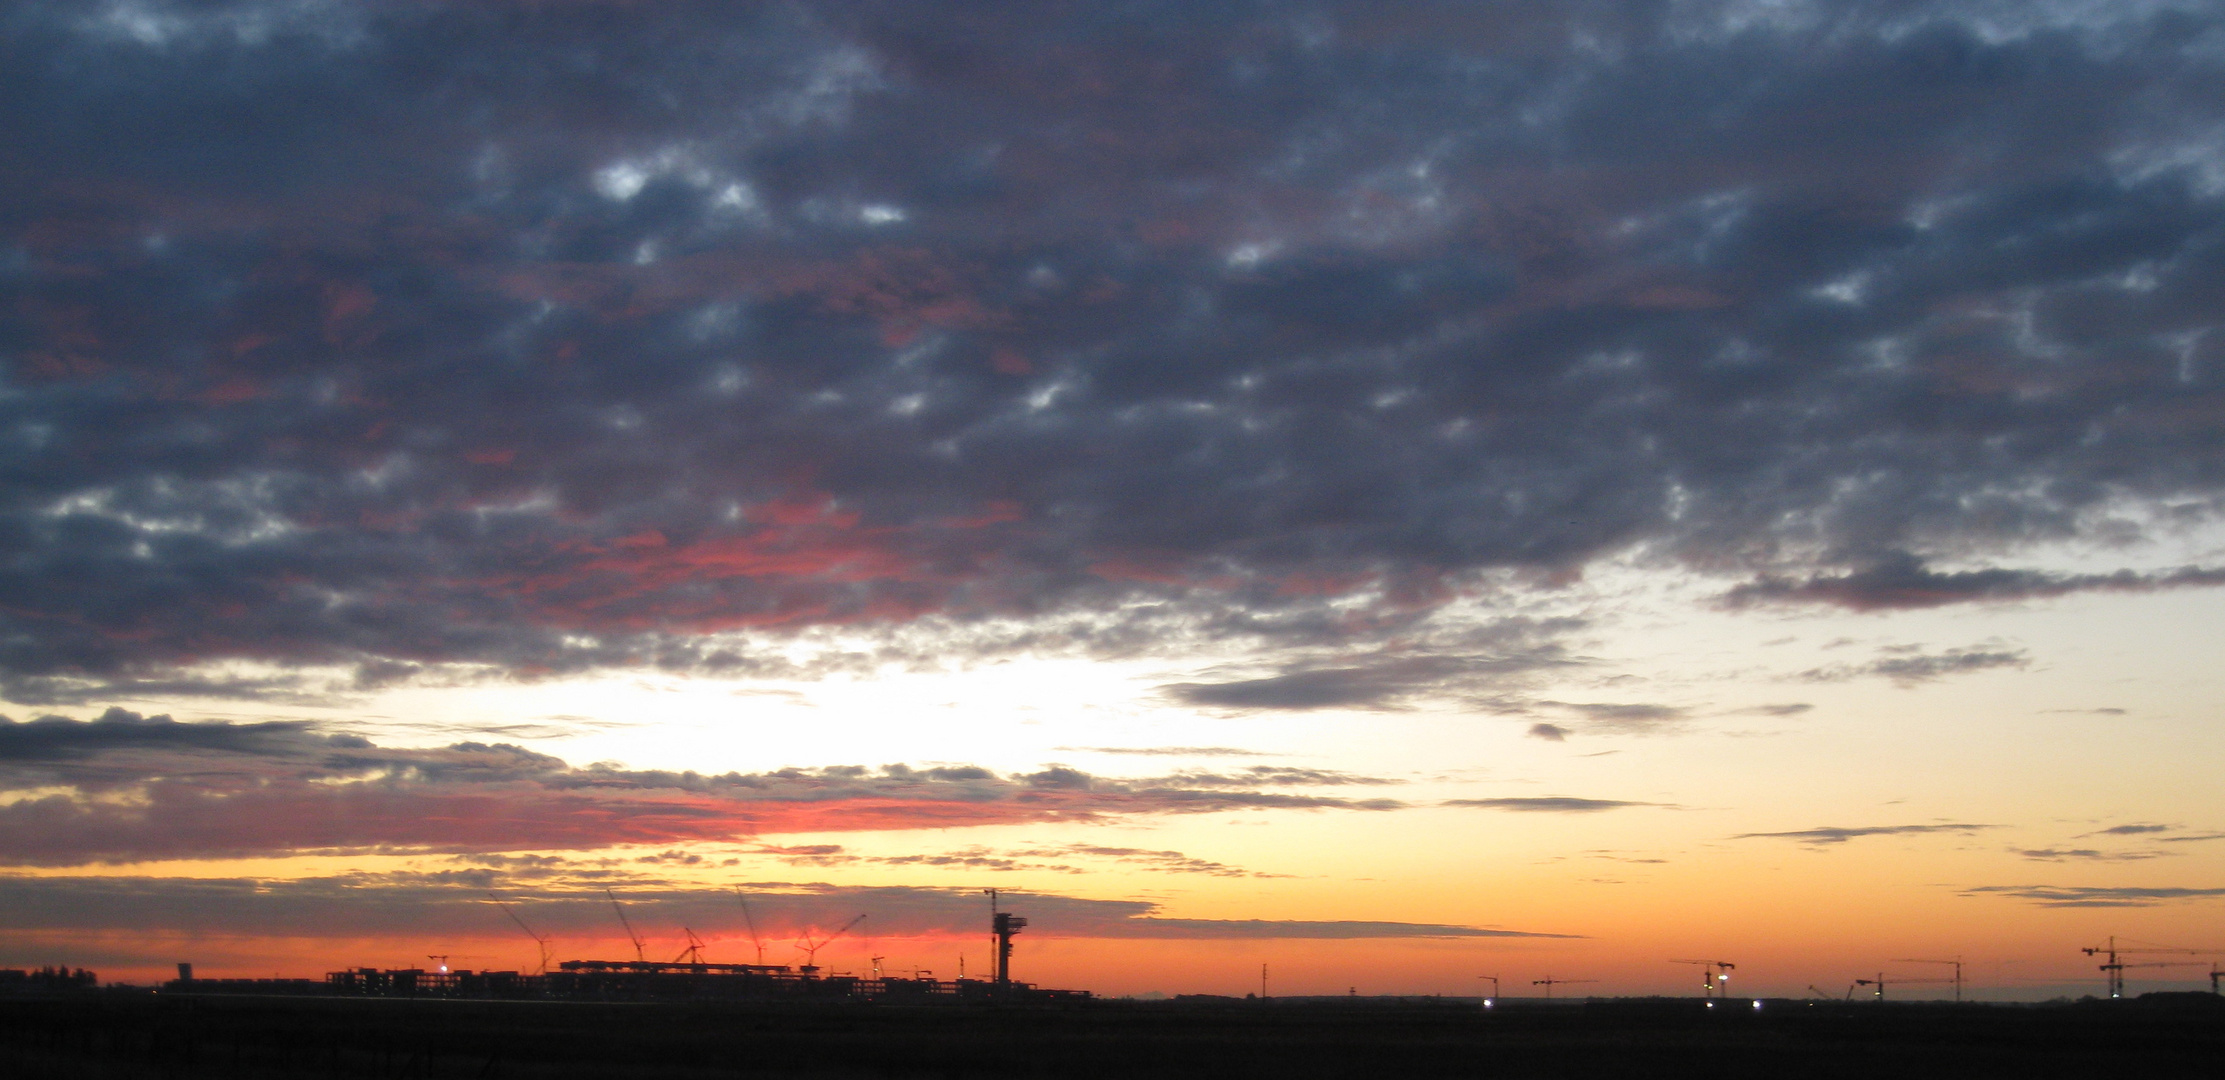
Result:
[487, 892, 554, 975]
[606, 887, 647, 964]
[1891, 958, 1964, 1002]
[1669, 959, 1736, 1000]
[795, 913, 868, 973]
[735, 889, 766, 966]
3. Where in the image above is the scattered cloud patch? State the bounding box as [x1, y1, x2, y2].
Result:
[1444, 797, 1661, 813]
[1798, 646, 2029, 685]
[2015, 848, 2169, 862]
[0, 717, 1410, 866]
[1734, 824, 1998, 846]
[1959, 885, 2225, 908]
[1726, 555, 2225, 611]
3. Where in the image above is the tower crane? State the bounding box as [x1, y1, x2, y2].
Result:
[1532, 976, 1596, 1000]
[1478, 975, 1501, 1007]
[1891, 957, 1964, 1002]
[734, 888, 767, 966]
[1669, 959, 1736, 1000]
[796, 913, 866, 974]
[487, 892, 553, 975]
[673, 927, 707, 967]
[2082, 937, 2225, 999]
[605, 888, 648, 966]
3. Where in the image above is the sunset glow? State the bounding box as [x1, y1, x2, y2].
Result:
[4, 0, 2224, 1004]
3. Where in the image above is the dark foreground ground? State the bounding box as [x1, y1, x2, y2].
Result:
[2, 992, 2220, 1079]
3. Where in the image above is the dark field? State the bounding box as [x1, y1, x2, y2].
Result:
[2, 993, 2220, 1079]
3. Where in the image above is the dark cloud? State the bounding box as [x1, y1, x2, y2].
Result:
[1724, 554, 2225, 611]
[0, 715, 1407, 865]
[2014, 847, 2167, 862]
[0, 874, 1569, 941]
[0, 2, 2220, 691]
[1053, 746, 1273, 757]
[0, 706, 319, 761]
[1798, 645, 2029, 685]
[2092, 823, 2175, 835]
[1734, 823, 1998, 846]
[1526, 722, 1570, 741]
[1443, 797, 1659, 813]
[1163, 641, 1573, 711]
[1550, 702, 1689, 733]
[1735, 703, 1814, 717]
[1958, 885, 2225, 908]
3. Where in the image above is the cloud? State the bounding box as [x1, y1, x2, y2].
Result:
[1545, 702, 1691, 734]
[0, 874, 1571, 941]
[1053, 747, 1273, 758]
[1798, 646, 2029, 685]
[0, 715, 1409, 866]
[1733, 704, 1814, 717]
[1163, 645, 1573, 711]
[2014, 848, 2169, 862]
[1, 2, 2220, 695]
[1734, 823, 1999, 846]
[1526, 723, 1570, 741]
[0, 706, 323, 761]
[1725, 554, 2225, 612]
[1443, 797, 1660, 813]
[1958, 885, 2225, 908]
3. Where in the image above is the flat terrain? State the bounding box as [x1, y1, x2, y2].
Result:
[1, 993, 2220, 1078]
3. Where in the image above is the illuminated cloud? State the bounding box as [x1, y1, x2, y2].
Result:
[0, 715, 1410, 866]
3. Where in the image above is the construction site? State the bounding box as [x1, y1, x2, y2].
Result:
[165, 889, 1089, 1006]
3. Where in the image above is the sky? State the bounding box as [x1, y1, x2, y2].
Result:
[3, 0, 2224, 1001]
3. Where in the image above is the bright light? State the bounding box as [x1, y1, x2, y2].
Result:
[1705, 1001, 1714, 1009]
[1752, 1000, 1763, 1010]
[1483, 999, 1494, 1008]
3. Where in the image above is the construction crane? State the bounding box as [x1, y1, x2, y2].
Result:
[1855, 974, 1885, 1001]
[1892, 957, 1964, 1002]
[796, 913, 866, 974]
[2114, 959, 2217, 992]
[487, 892, 553, 975]
[426, 955, 450, 974]
[1532, 976, 1596, 1000]
[1478, 975, 1501, 1007]
[1806, 985, 1835, 1001]
[1670, 959, 1736, 1000]
[733, 889, 767, 966]
[2082, 937, 2225, 999]
[605, 888, 648, 966]
[672, 927, 707, 967]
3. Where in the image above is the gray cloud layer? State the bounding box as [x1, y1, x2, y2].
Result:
[0, 874, 1567, 941]
[1734, 823, 1998, 845]
[3, 1, 2224, 696]
[0, 712, 1407, 866]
